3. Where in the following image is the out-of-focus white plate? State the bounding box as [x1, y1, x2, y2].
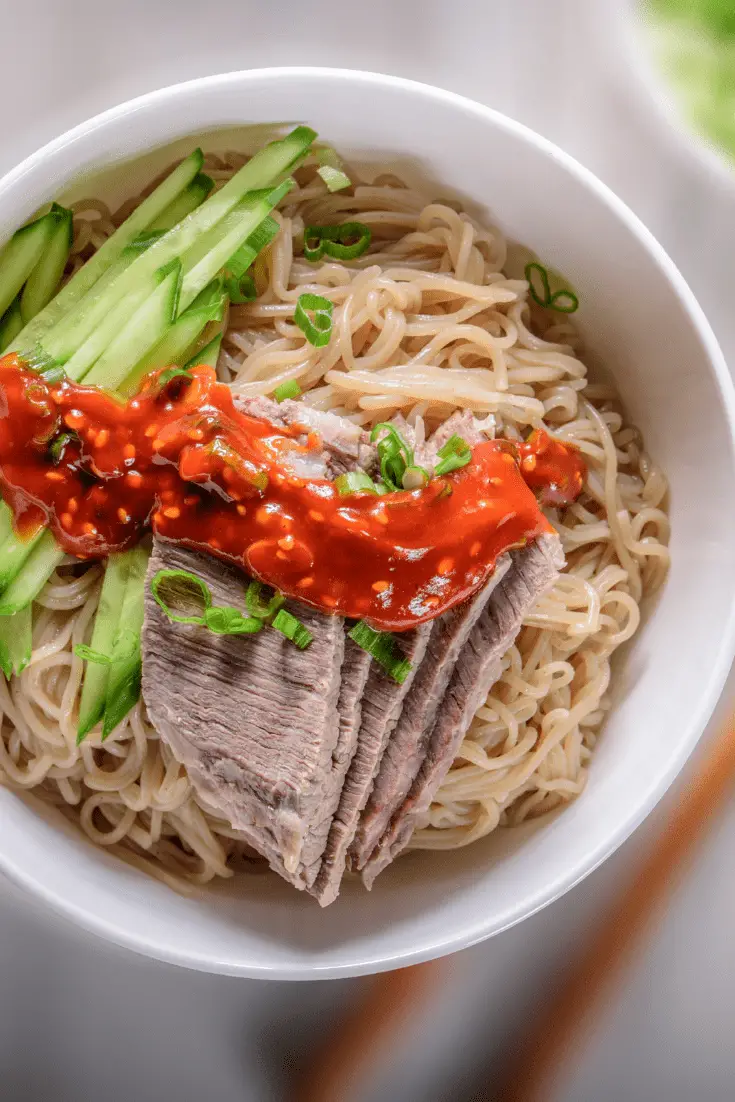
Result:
[0, 68, 734, 979]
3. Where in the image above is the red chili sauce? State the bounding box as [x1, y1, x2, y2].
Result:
[0, 354, 585, 631]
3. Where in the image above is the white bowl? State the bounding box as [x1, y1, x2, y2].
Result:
[1, 68, 734, 980]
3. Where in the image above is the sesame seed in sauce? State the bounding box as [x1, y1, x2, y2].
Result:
[163, 506, 181, 519]
[372, 580, 390, 593]
[278, 535, 295, 551]
[117, 508, 130, 524]
[437, 558, 454, 575]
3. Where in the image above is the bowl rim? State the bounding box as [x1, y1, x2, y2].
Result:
[2, 65, 735, 979]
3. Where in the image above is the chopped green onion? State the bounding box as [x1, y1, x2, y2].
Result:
[335, 471, 378, 496]
[317, 165, 352, 192]
[314, 146, 352, 192]
[348, 621, 412, 684]
[524, 262, 579, 314]
[73, 644, 111, 665]
[272, 608, 314, 650]
[274, 379, 302, 403]
[371, 422, 414, 491]
[294, 293, 333, 348]
[150, 568, 212, 625]
[209, 437, 269, 493]
[303, 222, 371, 263]
[434, 434, 472, 477]
[244, 579, 285, 621]
[224, 273, 257, 304]
[48, 430, 78, 465]
[402, 465, 430, 490]
[203, 606, 263, 635]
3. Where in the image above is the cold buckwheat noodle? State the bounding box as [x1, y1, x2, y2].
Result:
[0, 152, 670, 891]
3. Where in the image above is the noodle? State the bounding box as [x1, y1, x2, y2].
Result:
[0, 153, 670, 888]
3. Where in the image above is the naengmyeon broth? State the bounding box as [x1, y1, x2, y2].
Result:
[0, 151, 670, 890]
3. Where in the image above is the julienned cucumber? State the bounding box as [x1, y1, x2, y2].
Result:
[185, 331, 223, 371]
[76, 552, 131, 741]
[0, 604, 32, 678]
[119, 278, 225, 396]
[179, 182, 291, 311]
[0, 527, 43, 591]
[41, 127, 314, 362]
[8, 148, 204, 355]
[102, 543, 150, 739]
[0, 297, 23, 352]
[82, 261, 183, 391]
[148, 174, 214, 232]
[0, 530, 65, 615]
[0, 212, 58, 319]
[20, 205, 73, 324]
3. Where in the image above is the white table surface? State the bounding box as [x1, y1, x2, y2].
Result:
[2, 2, 735, 1099]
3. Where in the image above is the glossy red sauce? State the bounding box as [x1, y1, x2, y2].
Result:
[517, 428, 586, 507]
[0, 355, 585, 631]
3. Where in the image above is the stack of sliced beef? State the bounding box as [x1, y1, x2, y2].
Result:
[141, 398, 564, 905]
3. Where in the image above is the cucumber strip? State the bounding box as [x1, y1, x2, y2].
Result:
[0, 502, 14, 547]
[118, 278, 225, 396]
[184, 331, 222, 370]
[179, 181, 291, 311]
[148, 174, 214, 232]
[62, 282, 153, 381]
[0, 527, 43, 592]
[102, 543, 150, 740]
[0, 530, 64, 615]
[82, 261, 182, 391]
[0, 296, 23, 352]
[77, 553, 131, 741]
[0, 604, 32, 679]
[42, 127, 313, 361]
[9, 149, 204, 354]
[0, 213, 57, 319]
[20, 206, 73, 324]
[227, 214, 280, 278]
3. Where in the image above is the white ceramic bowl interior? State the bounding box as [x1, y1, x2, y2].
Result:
[1, 69, 734, 980]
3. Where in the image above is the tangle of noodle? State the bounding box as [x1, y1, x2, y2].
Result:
[0, 153, 670, 891]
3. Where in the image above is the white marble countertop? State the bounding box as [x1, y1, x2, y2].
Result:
[2, 2, 735, 1099]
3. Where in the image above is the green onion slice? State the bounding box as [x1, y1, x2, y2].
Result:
[272, 608, 314, 649]
[434, 434, 472, 477]
[150, 568, 212, 625]
[155, 366, 192, 391]
[348, 621, 412, 684]
[245, 579, 285, 621]
[524, 262, 579, 314]
[273, 379, 301, 402]
[295, 293, 333, 348]
[401, 465, 430, 490]
[73, 644, 111, 665]
[203, 606, 263, 635]
[335, 471, 378, 496]
[224, 273, 257, 304]
[48, 430, 78, 465]
[371, 422, 414, 491]
[303, 222, 371, 263]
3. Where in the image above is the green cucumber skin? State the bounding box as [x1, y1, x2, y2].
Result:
[8, 149, 204, 355]
[0, 528, 43, 593]
[184, 331, 222, 371]
[41, 129, 312, 362]
[148, 174, 215, 233]
[0, 531, 64, 615]
[0, 297, 23, 352]
[82, 262, 182, 391]
[77, 553, 131, 742]
[20, 207, 74, 325]
[0, 604, 32, 679]
[0, 214, 57, 319]
[102, 544, 150, 739]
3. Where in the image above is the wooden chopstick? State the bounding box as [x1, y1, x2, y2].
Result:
[294, 710, 735, 1102]
[293, 959, 446, 1102]
[497, 713, 735, 1102]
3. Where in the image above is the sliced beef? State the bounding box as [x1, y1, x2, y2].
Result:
[235, 394, 377, 477]
[141, 540, 347, 890]
[349, 555, 512, 870]
[312, 623, 431, 906]
[361, 532, 564, 888]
